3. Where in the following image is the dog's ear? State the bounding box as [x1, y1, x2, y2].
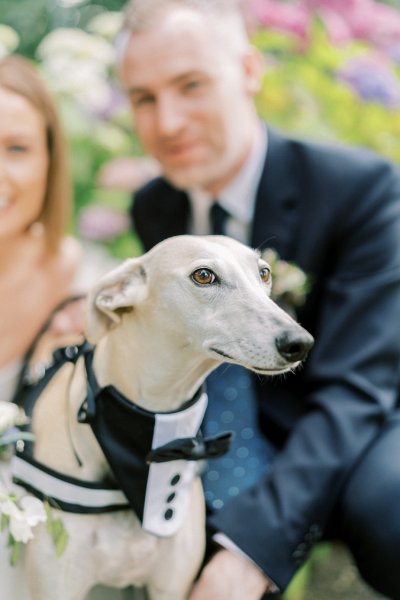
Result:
[85, 257, 148, 343]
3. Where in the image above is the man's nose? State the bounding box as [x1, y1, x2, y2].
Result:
[156, 95, 185, 136]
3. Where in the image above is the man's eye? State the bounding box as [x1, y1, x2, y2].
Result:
[8, 144, 28, 154]
[183, 80, 202, 93]
[191, 268, 217, 285]
[259, 266, 271, 283]
[132, 95, 154, 108]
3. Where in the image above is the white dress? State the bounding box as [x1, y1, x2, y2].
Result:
[0, 244, 145, 600]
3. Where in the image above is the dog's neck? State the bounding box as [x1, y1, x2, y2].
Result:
[92, 327, 219, 412]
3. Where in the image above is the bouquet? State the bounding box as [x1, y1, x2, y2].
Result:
[0, 401, 67, 564]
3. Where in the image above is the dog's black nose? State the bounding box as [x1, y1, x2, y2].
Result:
[275, 330, 314, 363]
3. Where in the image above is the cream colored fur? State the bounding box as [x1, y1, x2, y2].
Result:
[13, 235, 313, 599]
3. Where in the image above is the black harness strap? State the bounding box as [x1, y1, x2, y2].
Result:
[11, 339, 234, 534]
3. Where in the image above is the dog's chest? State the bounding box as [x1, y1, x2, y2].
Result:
[76, 511, 159, 585]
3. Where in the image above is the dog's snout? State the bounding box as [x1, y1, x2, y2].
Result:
[275, 330, 314, 363]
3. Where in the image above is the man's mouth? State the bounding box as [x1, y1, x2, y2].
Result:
[165, 141, 202, 160]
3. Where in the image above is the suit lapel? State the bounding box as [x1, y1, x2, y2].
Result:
[251, 128, 300, 260]
[153, 129, 300, 259]
[154, 184, 191, 244]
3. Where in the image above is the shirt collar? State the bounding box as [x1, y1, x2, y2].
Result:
[218, 124, 267, 224]
[188, 123, 267, 231]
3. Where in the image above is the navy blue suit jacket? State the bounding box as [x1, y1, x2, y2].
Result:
[131, 128, 400, 589]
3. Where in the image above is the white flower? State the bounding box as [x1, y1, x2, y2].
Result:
[0, 499, 32, 543]
[59, 0, 86, 6]
[41, 56, 113, 112]
[9, 515, 34, 544]
[87, 12, 123, 41]
[0, 25, 19, 55]
[0, 495, 47, 544]
[0, 498, 19, 518]
[19, 496, 47, 527]
[37, 28, 115, 66]
[261, 248, 309, 308]
[0, 402, 22, 433]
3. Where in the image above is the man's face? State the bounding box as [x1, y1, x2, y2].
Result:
[119, 8, 260, 195]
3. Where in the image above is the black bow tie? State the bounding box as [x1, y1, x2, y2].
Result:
[146, 431, 234, 463]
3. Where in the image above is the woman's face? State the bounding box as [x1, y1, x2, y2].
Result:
[0, 86, 49, 241]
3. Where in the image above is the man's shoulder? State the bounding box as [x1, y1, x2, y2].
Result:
[268, 129, 400, 209]
[262, 128, 400, 230]
[283, 130, 398, 180]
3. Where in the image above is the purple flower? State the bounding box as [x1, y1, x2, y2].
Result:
[337, 54, 400, 109]
[78, 204, 130, 241]
[93, 87, 128, 121]
[389, 44, 400, 67]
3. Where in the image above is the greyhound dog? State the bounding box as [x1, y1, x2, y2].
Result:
[7, 235, 313, 600]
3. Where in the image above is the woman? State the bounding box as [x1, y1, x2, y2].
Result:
[0, 54, 85, 403]
[0, 55, 138, 600]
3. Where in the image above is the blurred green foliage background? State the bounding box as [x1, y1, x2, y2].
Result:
[1, 0, 400, 259]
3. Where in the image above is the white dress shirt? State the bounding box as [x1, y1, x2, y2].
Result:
[188, 125, 268, 243]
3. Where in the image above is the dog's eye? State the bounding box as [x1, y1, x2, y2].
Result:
[191, 268, 216, 285]
[259, 267, 271, 283]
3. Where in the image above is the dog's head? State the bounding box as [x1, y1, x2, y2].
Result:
[86, 235, 313, 375]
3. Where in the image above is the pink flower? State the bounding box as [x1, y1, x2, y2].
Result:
[317, 8, 353, 45]
[78, 204, 130, 241]
[303, 0, 400, 50]
[364, 4, 400, 50]
[303, 0, 366, 11]
[247, 0, 311, 42]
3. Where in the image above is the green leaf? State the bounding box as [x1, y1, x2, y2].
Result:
[54, 527, 69, 558]
[9, 540, 22, 567]
[0, 513, 9, 532]
[44, 502, 69, 557]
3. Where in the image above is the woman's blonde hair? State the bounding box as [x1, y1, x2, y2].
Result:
[0, 54, 71, 252]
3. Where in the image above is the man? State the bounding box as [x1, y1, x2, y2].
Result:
[116, 0, 400, 597]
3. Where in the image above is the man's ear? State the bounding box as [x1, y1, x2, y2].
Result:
[85, 257, 148, 344]
[242, 46, 264, 95]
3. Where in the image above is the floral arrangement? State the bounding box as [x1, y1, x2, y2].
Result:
[32, 11, 138, 258]
[0, 402, 32, 457]
[1, 0, 399, 260]
[262, 248, 310, 314]
[0, 402, 68, 565]
[248, 0, 400, 163]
